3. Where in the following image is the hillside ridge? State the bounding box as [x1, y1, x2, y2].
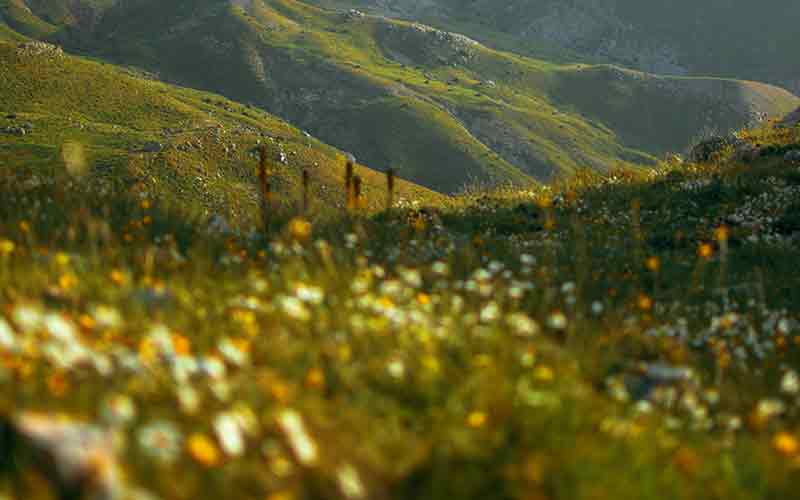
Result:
[1, 0, 798, 194]
[0, 38, 444, 226]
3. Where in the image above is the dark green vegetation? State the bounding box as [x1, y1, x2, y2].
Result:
[2, 0, 797, 193]
[2, 108, 800, 499]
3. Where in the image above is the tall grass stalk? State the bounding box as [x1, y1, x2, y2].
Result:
[353, 176, 363, 211]
[258, 146, 272, 231]
[302, 169, 310, 215]
[345, 161, 354, 211]
[386, 168, 395, 212]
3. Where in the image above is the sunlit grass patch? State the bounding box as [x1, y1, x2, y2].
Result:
[1, 120, 800, 500]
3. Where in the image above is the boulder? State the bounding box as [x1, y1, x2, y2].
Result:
[4, 412, 126, 500]
[2, 126, 27, 136]
[140, 141, 164, 153]
[785, 150, 800, 164]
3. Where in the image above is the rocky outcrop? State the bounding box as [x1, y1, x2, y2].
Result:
[2, 122, 33, 136]
[523, 3, 688, 76]
[376, 20, 479, 67]
[452, 109, 557, 181]
[16, 42, 64, 59]
[783, 108, 800, 127]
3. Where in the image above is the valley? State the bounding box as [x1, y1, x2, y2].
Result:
[1, 0, 797, 193]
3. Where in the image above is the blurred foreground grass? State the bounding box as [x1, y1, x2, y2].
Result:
[1, 122, 800, 499]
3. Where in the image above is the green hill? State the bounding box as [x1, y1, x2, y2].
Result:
[3, 0, 797, 193]
[311, 0, 800, 96]
[0, 39, 444, 225]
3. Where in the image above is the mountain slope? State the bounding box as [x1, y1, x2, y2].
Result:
[0, 39, 444, 223]
[2, 0, 798, 194]
[312, 0, 800, 96]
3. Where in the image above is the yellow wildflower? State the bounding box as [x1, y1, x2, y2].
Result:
[0, 239, 16, 256]
[288, 217, 312, 242]
[698, 243, 714, 259]
[773, 432, 800, 458]
[467, 411, 488, 429]
[187, 433, 221, 467]
[645, 256, 660, 272]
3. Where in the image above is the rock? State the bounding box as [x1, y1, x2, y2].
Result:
[16, 41, 64, 59]
[208, 214, 234, 235]
[2, 126, 27, 136]
[785, 150, 800, 164]
[689, 135, 743, 163]
[5, 412, 126, 500]
[344, 9, 365, 20]
[642, 362, 694, 384]
[782, 107, 800, 127]
[620, 362, 698, 401]
[140, 142, 164, 153]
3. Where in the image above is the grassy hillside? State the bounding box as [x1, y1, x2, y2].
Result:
[4, 0, 797, 194]
[1, 109, 800, 499]
[0, 40, 444, 226]
[312, 0, 800, 96]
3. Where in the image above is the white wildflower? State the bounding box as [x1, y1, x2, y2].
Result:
[387, 358, 405, 380]
[12, 304, 44, 333]
[101, 395, 137, 426]
[277, 409, 317, 466]
[337, 464, 366, 499]
[137, 421, 181, 464]
[280, 296, 311, 322]
[0, 318, 17, 351]
[480, 302, 501, 323]
[295, 284, 325, 305]
[219, 338, 249, 367]
[782, 370, 800, 395]
[507, 313, 540, 337]
[547, 311, 568, 330]
[44, 314, 77, 342]
[214, 413, 245, 457]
